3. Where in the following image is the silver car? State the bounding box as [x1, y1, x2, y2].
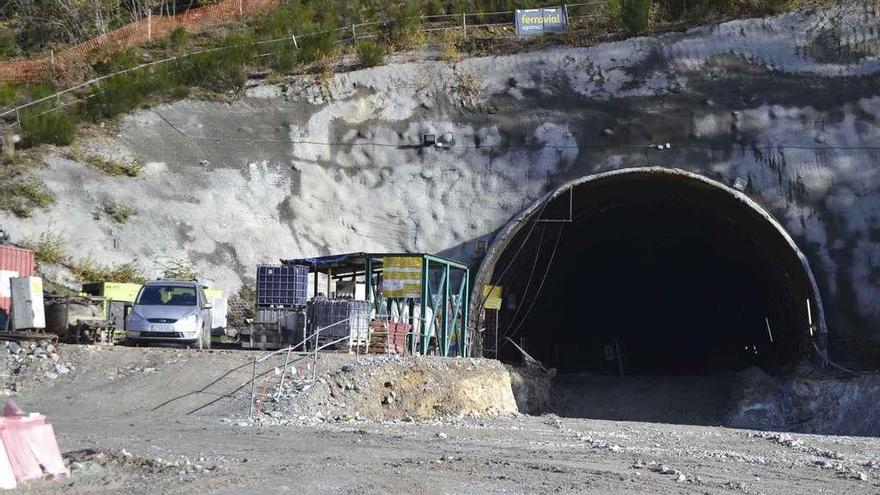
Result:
[126, 280, 212, 349]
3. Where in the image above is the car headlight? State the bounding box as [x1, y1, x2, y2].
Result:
[128, 310, 144, 322]
[178, 314, 199, 330]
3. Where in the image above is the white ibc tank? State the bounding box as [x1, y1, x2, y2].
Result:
[10, 277, 45, 330]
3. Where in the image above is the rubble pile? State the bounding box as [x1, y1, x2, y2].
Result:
[250, 355, 519, 424]
[0, 340, 75, 393]
[64, 449, 221, 482]
[728, 366, 880, 436]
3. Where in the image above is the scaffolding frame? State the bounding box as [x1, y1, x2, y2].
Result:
[283, 252, 470, 357]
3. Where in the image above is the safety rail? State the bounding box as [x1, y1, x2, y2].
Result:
[246, 312, 462, 417]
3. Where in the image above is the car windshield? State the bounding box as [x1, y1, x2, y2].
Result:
[136, 286, 198, 306]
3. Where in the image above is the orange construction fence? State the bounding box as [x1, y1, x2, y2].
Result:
[0, 0, 280, 84]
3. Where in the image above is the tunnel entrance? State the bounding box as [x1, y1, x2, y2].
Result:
[478, 168, 824, 422]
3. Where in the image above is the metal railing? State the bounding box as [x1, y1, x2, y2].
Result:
[244, 311, 473, 417]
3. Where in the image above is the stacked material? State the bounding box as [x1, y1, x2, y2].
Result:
[368, 320, 409, 354]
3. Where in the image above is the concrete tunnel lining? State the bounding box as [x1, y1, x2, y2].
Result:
[472, 167, 828, 371]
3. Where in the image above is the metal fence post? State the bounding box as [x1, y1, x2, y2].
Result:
[462, 12, 467, 40]
[147, 11, 152, 41]
[49, 50, 56, 82]
[239, 0, 244, 17]
[352, 23, 357, 42]
[248, 356, 257, 417]
[292, 34, 298, 49]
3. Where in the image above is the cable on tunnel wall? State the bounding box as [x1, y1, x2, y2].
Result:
[151, 109, 880, 153]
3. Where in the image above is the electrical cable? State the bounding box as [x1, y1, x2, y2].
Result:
[501, 222, 565, 344]
[501, 222, 546, 332]
[151, 109, 880, 152]
[470, 197, 556, 315]
[812, 341, 871, 375]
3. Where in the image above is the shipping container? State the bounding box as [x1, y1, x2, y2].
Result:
[256, 264, 308, 308]
[0, 245, 36, 319]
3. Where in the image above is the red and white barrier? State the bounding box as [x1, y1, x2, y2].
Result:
[0, 401, 67, 489]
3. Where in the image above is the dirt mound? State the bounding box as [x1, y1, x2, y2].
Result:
[258, 356, 518, 423]
[507, 364, 556, 415]
[728, 366, 880, 436]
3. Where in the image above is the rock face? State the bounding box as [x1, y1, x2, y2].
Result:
[3, 5, 880, 363]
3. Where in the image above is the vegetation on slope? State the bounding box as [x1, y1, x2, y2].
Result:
[0, 0, 813, 218]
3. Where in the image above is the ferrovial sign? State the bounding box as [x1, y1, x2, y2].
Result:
[515, 7, 568, 36]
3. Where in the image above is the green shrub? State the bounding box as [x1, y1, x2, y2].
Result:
[20, 109, 75, 146]
[84, 73, 147, 121]
[356, 40, 386, 67]
[0, 30, 17, 59]
[18, 231, 65, 264]
[658, 0, 734, 20]
[0, 84, 15, 107]
[166, 27, 191, 53]
[0, 177, 56, 217]
[298, 29, 338, 64]
[83, 154, 142, 176]
[620, 0, 650, 34]
[256, 0, 316, 39]
[72, 258, 146, 284]
[177, 32, 257, 91]
[270, 41, 297, 73]
[95, 201, 135, 223]
[18, 84, 76, 146]
[391, 0, 424, 48]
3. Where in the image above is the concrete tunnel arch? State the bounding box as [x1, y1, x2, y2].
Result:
[472, 167, 828, 373]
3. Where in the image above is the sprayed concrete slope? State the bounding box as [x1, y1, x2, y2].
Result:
[3, 4, 880, 362]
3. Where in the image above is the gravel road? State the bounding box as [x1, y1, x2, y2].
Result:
[8, 345, 879, 494]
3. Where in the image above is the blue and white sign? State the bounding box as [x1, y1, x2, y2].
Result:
[515, 7, 568, 36]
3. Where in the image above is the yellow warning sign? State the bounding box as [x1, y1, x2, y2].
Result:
[382, 257, 423, 298]
[483, 285, 503, 310]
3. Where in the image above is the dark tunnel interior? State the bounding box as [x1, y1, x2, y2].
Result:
[491, 171, 814, 376]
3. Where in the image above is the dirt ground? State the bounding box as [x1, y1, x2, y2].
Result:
[7, 344, 880, 494]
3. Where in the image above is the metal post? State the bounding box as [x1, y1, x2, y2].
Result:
[312, 325, 321, 380]
[462, 268, 469, 356]
[326, 267, 332, 297]
[239, 0, 243, 16]
[420, 257, 429, 354]
[462, 12, 467, 40]
[292, 34, 298, 49]
[564, 3, 570, 25]
[275, 349, 292, 398]
[365, 257, 373, 309]
[49, 50, 56, 83]
[806, 298, 814, 337]
[442, 264, 450, 357]
[147, 11, 152, 41]
[312, 265, 318, 297]
[248, 357, 257, 417]
[494, 309, 499, 359]
[352, 23, 357, 42]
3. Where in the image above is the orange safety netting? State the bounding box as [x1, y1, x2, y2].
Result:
[0, 0, 280, 84]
